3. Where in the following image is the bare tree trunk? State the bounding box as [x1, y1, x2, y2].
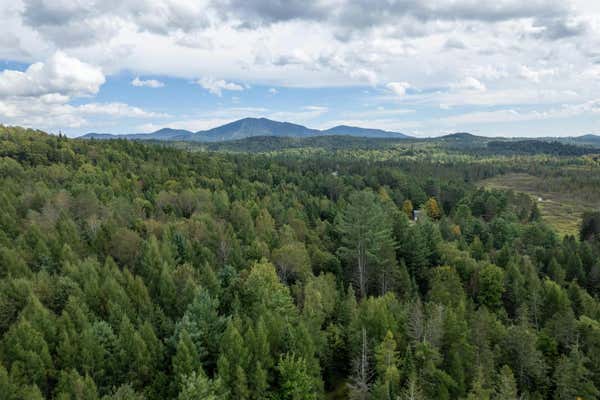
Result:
[348, 327, 371, 400]
[357, 240, 367, 298]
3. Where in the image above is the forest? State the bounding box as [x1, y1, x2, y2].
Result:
[2, 125, 600, 400]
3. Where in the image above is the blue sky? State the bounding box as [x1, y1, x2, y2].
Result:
[1, 0, 600, 137]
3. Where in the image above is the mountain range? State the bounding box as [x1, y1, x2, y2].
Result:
[80, 117, 412, 142]
[81, 117, 600, 147]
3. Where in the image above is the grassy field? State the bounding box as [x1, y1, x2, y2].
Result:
[480, 173, 598, 236]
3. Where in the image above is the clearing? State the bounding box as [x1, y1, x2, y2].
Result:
[480, 173, 598, 236]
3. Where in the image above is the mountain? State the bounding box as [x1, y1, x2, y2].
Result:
[321, 125, 410, 138]
[80, 117, 411, 142]
[569, 134, 600, 146]
[82, 128, 193, 141]
[194, 117, 320, 142]
[148, 128, 195, 140]
[436, 132, 487, 141]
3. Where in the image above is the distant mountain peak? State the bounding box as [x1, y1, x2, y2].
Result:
[439, 132, 481, 140]
[81, 117, 412, 142]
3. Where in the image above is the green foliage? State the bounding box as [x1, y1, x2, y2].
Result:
[476, 264, 505, 311]
[581, 211, 600, 241]
[336, 190, 396, 298]
[0, 126, 599, 399]
[276, 353, 321, 400]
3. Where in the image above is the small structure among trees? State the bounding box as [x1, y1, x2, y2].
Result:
[412, 209, 423, 222]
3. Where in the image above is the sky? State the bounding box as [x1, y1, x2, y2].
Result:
[1, 0, 600, 138]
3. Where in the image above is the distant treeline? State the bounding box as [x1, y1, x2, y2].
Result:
[486, 140, 599, 156]
[205, 135, 412, 152]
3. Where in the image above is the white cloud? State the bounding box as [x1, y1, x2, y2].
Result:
[442, 100, 600, 125]
[0, 96, 166, 133]
[268, 88, 278, 94]
[2, 0, 600, 136]
[519, 65, 556, 83]
[349, 68, 378, 85]
[450, 77, 487, 92]
[444, 37, 466, 50]
[77, 102, 168, 117]
[386, 82, 411, 96]
[0, 51, 105, 98]
[270, 105, 329, 122]
[197, 77, 244, 96]
[131, 77, 165, 88]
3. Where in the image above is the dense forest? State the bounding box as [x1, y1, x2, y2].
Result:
[2, 125, 600, 399]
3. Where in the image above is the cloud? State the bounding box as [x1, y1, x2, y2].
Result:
[0, 97, 164, 131]
[450, 77, 487, 92]
[442, 100, 600, 125]
[444, 38, 467, 50]
[386, 82, 411, 96]
[19, 0, 214, 46]
[214, 0, 570, 31]
[77, 102, 168, 117]
[532, 16, 588, 40]
[2, 0, 600, 137]
[349, 68, 378, 85]
[214, 0, 329, 25]
[197, 77, 244, 96]
[268, 88, 278, 94]
[131, 77, 165, 88]
[0, 51, 105, 98]
[519, 65, 556, 83]
[268, 105, 329, 122]
[270, 48, 379, 84]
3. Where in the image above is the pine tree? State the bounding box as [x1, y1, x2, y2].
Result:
[400, 372, 424, 400]
[477, 263, 505, 311]
[277, 353, 321, 400]
[553, 346, 599, 400]
[372, 331, 400, 400]
[172, 290, 226, 371]
[177, 371, 221, 400]
[54, 369, 99, 400]
[272, 241, 311, 283]
[173, 329, 200, 390]
[466, 367, 492, 400]
[217, 321, 250, 400]
[494, 365, 518, 400]
[1, 319, 53, 393]
[336, 190, 395, 298]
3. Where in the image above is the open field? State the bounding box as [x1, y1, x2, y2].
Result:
[480, 173, 599, 236]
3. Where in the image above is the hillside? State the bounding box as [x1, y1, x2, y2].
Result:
[81, 117, 410, 142]
[321, 125, 411, 139]
[3, 125, 600, 399]
[204, 134, 416, 152]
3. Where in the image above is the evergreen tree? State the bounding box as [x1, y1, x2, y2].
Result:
[553, 346, 599, 400]
[336, 190, 395, 298]
[466, 368, 492, 400]
[54, 369, 99, 400]
[172, 329, 200, 390]
[494, 365, 518, 400]
[277, 353, 321, 400]
[372, 331, 400, 400]
[217, 321, 250, 400]
[177, 371, 221, 400]
[400, 372, 424, 400]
